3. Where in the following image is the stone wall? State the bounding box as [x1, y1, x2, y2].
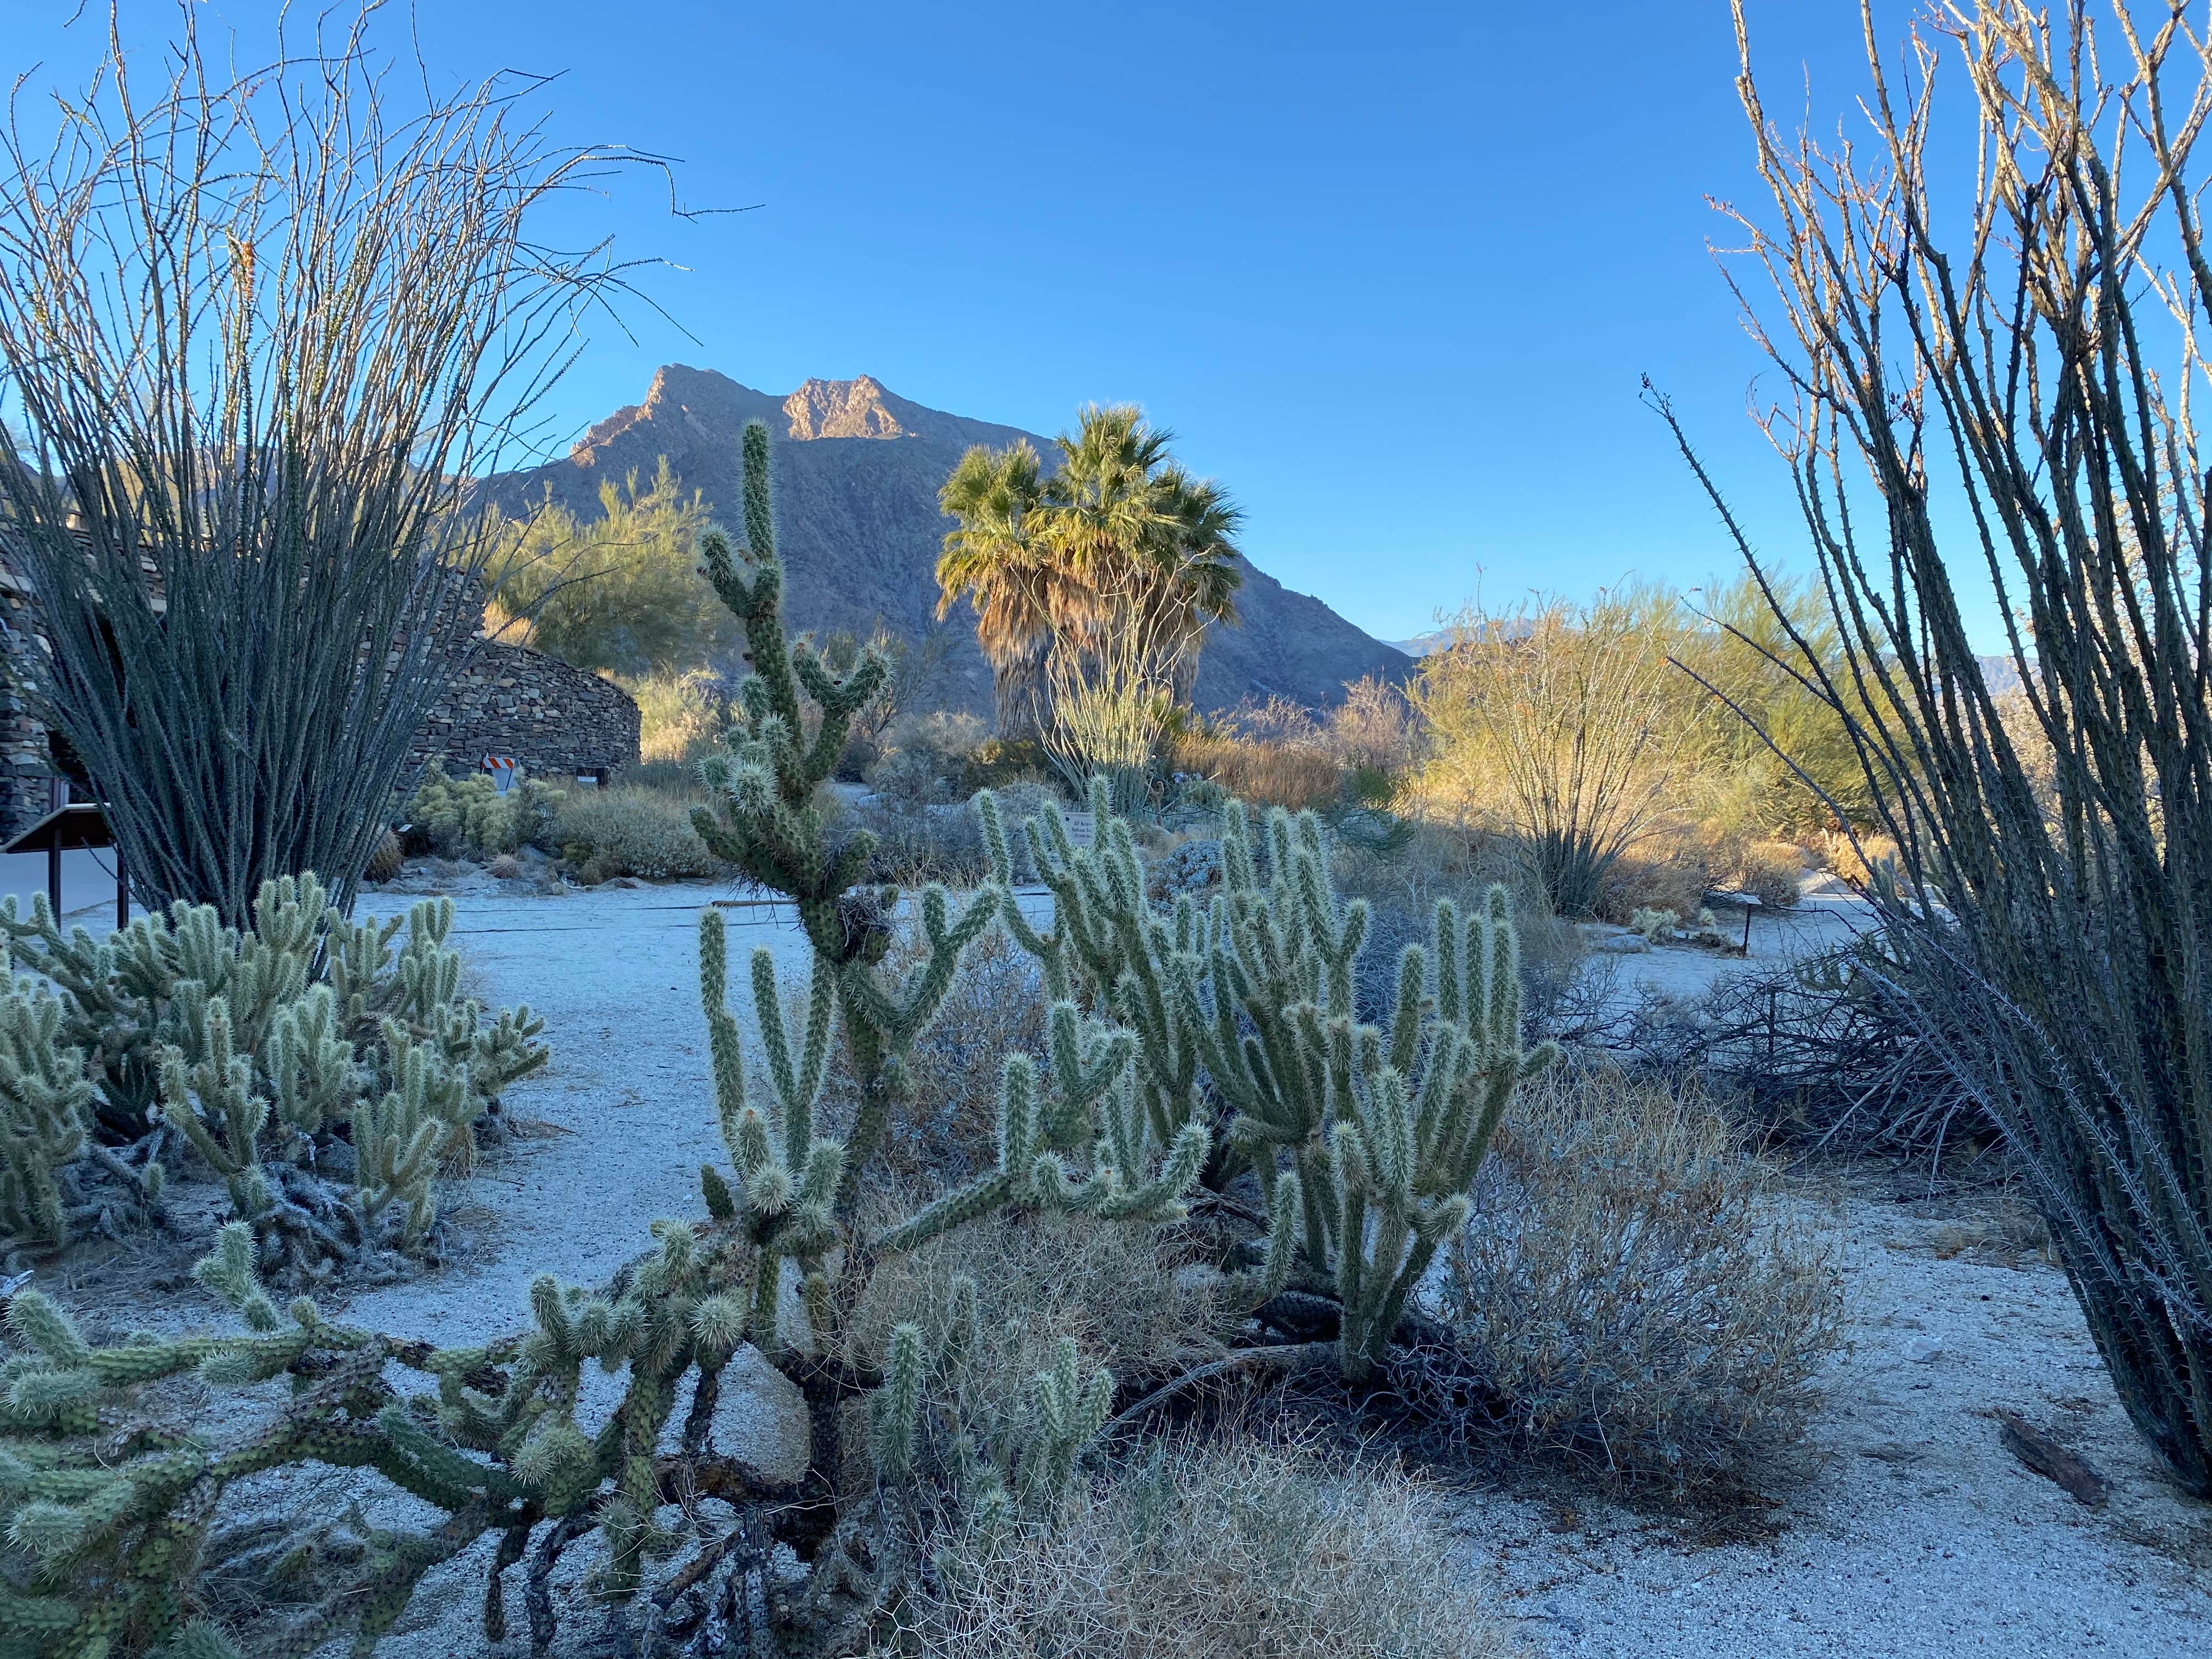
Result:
[407, 641, 641, 784]
[0, 539, 642, 838]
[0, 566, 54, 840]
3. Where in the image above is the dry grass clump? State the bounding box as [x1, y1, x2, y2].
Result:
[555, 785, 719, 880]
[872, 927, 1049, 1182]
[848, 1207, 1224, 1450]
[899, 1437, 1518, 1659]
[1172, 731, 1344, 812]
[1403, 1067, 1842, 1489]
[1820, 827, 1901, 888]
[1734, 838, 1807, 908]
[1594, 839, 1713, 927]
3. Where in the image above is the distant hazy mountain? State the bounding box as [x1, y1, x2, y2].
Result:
[479, 366, 1411, 716]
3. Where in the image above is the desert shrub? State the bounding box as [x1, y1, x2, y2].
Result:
[1321, 674, 1423, 775]
[1736, 838, 1805, 908]
[625, 665, 730, 765]
[624, 757, 706, 792]
[864, 746, 950, 807]
[901, 1437, 1516, 1659]
[1172, 731, 1342, 812]
[1820, 827, 1900, 888]
[846, 799, 989, 887]
[483, 458, 726, 678]
[866, 711, 989, 805]
[1672, 571, 1877, 838]
[960, 735, 1053, 794]
[1594, 839, 1713, 927]
[555, 785, 719, 881]
[865, 928, 1050, 1184]
[893, 709, 988, 764]
[401, 761, 561, 860]
[849, 1208, 1224, 1454]
[1415, 586, 1708, 917]
[1400, 1068, 1842, 1488]
[843, 788, 1051, 889]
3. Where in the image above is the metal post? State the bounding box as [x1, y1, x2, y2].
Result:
[46, 839, 60, 918]
[116, 856, 127, 930]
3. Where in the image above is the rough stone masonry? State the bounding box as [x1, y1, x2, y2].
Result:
[0, 549, 639, 839]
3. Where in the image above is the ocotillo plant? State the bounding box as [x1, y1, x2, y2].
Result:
[982, 785, 1555, 1379]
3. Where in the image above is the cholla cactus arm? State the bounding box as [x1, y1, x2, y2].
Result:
[353, 1029, 471, 1248]
[324, 906, 405, 1015]
[1017, 1336, 1114, 1513]
[264, 984, 360, 1137]
[867, 1323, 925, 1481]
[869, 1053, 1043, 1254]
[0, 986, 97, 1244]
[1220, 1169, 1304, 1312]
[160, 1000, 272, 1223]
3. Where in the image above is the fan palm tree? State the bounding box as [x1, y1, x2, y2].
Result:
[1146, 459, 1244, 703]
[937, 439, 1053, 741]
[938, 404, 1243, 741]
[1040, 405, 1243, 694]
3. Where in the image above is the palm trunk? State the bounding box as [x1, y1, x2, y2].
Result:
[994, 644, 1049, 744]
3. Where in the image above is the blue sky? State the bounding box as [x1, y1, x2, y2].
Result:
[16, 2, 1913, 645]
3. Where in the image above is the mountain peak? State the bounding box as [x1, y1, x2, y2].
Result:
[784, 374, 909, 440]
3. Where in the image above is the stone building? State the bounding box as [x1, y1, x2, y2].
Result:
[408, 640, 641, 788]
[0, 544, 639, 840]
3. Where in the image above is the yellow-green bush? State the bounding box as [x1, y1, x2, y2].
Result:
[555, 786, 719, 881]
[626, 667, 727, 765]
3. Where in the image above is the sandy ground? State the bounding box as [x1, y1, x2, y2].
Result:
[1579, 874, 1877, 1008]
[31, 870, 2212, 1656]
[1465, 1199, 2211, 1656]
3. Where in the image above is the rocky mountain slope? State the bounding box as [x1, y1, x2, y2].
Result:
[479, 366, 1411, 717]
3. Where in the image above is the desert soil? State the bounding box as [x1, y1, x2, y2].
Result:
[35, 873, 2212, 1656]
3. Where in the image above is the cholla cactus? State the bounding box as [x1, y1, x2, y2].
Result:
[866, 1278, 1113, 1520]
[0, 875, 546, 1270]
[979, 780, 1210, 1153]
[0, 424, 1199, 1659]
[984, 788, 1556, 1381]
[0, 983, 102, 1245]
[402, 761, 558, 861]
